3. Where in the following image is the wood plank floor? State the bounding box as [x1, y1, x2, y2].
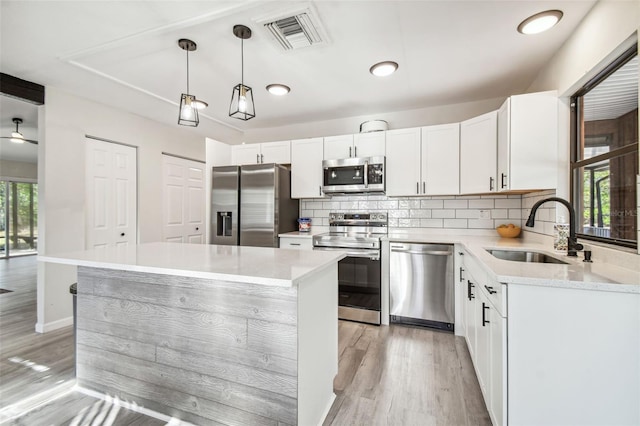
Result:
[1, 256, 490, 425]
[323, 321, 491, 426]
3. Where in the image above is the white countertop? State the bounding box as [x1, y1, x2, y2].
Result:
[39, 242, 345, 287]
[386, 230, 640, 293]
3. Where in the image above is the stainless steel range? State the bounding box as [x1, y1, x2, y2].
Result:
[312, 212, 387, 325]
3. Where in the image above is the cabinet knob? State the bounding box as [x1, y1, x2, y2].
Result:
[196, 227, 199, 231]
[120, 232, 125, 237]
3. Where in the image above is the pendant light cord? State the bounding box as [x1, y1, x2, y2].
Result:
[186, 48, 190, 94]
[241, 38, 244, 88]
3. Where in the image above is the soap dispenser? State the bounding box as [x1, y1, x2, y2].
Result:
[554, 215, 569, 251]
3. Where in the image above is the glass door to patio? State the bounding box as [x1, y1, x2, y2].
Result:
[0, 180, 38, 258]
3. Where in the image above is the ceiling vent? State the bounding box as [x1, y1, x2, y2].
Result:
[258, 7, 327, 51]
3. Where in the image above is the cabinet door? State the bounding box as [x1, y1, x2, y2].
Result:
[422, 123, 460, 195]
[464, 278, 478, 358]
[261, 140, 291, 164]
[291, 138, 324, 199]
[489, 308, 506, 426]
[324, 134, 354, 159]
[460, 110, 497, 194]
[497, 98, 510, 191]
[385, 128, 421, 196]
[231, 144, 261, 165]
[476, 291, 491, 396]
[354, 131, 386, 158]
[508, 90, 558, 190]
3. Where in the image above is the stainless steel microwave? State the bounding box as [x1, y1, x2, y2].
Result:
[322, 156, 385, 194]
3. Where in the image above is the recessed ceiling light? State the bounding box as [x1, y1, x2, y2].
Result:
[370, 61, 398, 77]
[266, 84, 291, 96]
[192, 99, 208, 110]
[517, 10, 563, 35]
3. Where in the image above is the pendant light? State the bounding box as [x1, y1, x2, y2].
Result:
[229, 25, 255, 121]
[177, 38, 199, 127]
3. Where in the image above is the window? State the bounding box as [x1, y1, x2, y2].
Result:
[0, 181, 38, 258]
[571, 45, 638, 248]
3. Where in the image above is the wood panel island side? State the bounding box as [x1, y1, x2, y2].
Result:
[40, 242, 345, 426]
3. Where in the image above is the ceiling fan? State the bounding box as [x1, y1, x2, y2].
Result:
[1, 118, 38, 144]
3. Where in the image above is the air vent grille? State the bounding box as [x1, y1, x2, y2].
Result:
[263, 12, 324, 50]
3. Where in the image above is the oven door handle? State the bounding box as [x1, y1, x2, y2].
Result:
[313, 246, 380, 260]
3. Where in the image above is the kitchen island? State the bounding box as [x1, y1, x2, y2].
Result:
[40, 242, 345, 426]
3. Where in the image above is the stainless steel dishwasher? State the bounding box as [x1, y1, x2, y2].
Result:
[390, 243, 454, 331]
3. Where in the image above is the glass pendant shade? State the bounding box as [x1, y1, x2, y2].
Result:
[229, 84, 255, 120]
[177, 38, 199, 127]
[178, 93, 199, 126]
[229, 25, 255, 121]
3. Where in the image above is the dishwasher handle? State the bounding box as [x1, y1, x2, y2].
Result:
[391, 247, 452, 256]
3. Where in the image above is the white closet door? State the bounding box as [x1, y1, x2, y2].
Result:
[85, 138, 137, 251]
[162, 155, 205, 244]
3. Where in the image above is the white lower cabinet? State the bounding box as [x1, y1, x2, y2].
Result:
[461, 253, 506, 426]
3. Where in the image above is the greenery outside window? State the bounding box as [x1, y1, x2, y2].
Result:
[571, 45, 638, 249]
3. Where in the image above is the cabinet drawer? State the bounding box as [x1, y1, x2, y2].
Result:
[480, 280, 505, 317]
[279, 237, 313, 250]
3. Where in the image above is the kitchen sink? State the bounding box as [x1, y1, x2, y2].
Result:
[486, 249, 568, 264]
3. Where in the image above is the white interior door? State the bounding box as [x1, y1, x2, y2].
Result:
[162, 155, 205, 244]
[85, 138, 137, 251]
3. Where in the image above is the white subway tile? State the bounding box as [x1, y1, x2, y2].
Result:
[399, 199, 421, 209]
[432, 209, 455, 219]
[491, 209, 508, 219]
[469, 199, 495, 208]
[322, 201, 341, 210]
[456, 209, 480, 219]
[467, 219, 495, 229]
[456, 195, 481, 200]
[388, 210, 409, 218]
[300, 210, 314, 217]
[508, 209, 523, 219]
[495, 198, 521, 209]
[483, 194, 507, 199]
[389, 218, 399, 227]
[419, 219, 443, 228]
[444, 200, 468, 209]
[379, 200, 399, 209]
[340, 201, 360, 210]
[358, 201, 379, 210]
[421, 199, 444, 209]
[410, 210, 432, 218]
[443, 219, 467, 228]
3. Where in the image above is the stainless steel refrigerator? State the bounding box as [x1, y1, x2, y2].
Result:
[211, 164, 299, 247]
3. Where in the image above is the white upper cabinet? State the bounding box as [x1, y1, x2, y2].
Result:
[385, 128, 422, 196]
[460, 110, 498, 194]
[422, 123, 460, 195]
[354, 131, 386, 158]
[497, 90, 558, 191]
[231, 144, 261, 166]
[291, 137, 324, 199]
[323, 132, 385, 160]
[323, 134, 354, 160]
[231, 141, 291, 165]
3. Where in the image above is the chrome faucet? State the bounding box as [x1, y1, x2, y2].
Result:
[525, 197, 584, 257]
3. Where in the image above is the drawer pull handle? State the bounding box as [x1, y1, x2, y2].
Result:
[484, 285, 497, 295]
[482, 302, 490, 326]
[467, 280, 475, 300]
[290, 243, 301, 246]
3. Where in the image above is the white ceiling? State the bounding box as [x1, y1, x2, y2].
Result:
[0, 0, 597, 142]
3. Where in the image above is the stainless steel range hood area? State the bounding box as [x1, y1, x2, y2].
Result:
[322, 156, 385, 195]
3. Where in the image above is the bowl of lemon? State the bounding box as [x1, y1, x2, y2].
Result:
[496, 223, 521, 238]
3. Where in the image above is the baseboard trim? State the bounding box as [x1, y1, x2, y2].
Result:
[35, 316, 73, 333]
[317, 392, 337, 426]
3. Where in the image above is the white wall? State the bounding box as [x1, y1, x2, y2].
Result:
[37, 87, 206, 332]
[241, 96, 506, 143]
[526, 1, 639, 201]
[0, 159, 37, 180]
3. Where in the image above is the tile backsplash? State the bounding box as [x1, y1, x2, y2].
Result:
[521, 189, 557, 237]
[300, 193, 524, 230]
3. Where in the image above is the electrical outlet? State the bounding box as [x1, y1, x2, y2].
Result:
[479, 209, 491, 219]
